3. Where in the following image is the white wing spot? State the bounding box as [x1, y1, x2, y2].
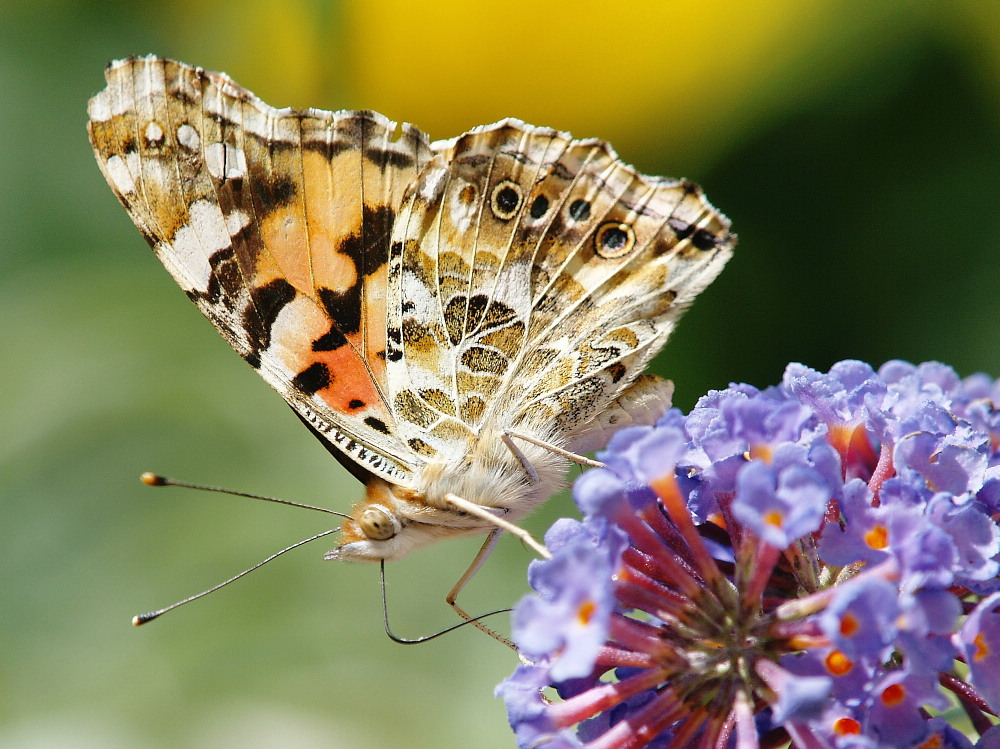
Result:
[225, 209, 251, 236]
[177, 123, 200, 151]
[449, 182, 476, 233]
[104, 153, 136, 194]
[419, 167, 447, 202]
[169, 200, 232, 293]
[205, 142, 247, 181]
[144, 121, 165, 146]
[134, 62, 167, 100]
[87, 90, 113, 122]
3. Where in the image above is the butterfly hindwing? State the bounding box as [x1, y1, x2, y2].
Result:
[385, 118, 734, 452]
[88, 56, 430, 484]
[384, 121, 578, 457]
[508, 138, 733, 439]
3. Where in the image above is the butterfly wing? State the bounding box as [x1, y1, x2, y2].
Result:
[383, 119, 733, 454]
[381, 122, 564, 457]
[511, 145, 734, 442]
[88, 56, 429, 485]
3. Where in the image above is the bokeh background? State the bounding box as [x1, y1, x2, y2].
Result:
[3, 1, 999, 747]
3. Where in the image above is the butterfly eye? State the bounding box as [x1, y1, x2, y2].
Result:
[594, 221, 636, 259]
[490, 179, 522, 220]
[359, 504, 400, 541]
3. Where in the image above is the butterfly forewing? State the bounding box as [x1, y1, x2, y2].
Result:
[88, 57, 427, 485]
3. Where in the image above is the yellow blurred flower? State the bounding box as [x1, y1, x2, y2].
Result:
[157, 0, 1000, 168]
[347, 0, 834, 163]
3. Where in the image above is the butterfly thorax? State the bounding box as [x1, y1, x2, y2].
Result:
[328, 428, 569, 562]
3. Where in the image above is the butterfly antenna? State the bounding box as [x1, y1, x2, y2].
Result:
[379, 560, 512, 645]
[133, 473, 353, 625]
[140, 472, 352, 518]
[132, 528, 341, 625]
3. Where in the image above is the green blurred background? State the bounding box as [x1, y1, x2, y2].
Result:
[2, 1, 999, 747]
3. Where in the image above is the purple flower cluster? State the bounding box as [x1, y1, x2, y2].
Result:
[499, 361, 1000, 748]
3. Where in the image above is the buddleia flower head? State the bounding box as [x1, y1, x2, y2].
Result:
[499, 360, 1000, 748]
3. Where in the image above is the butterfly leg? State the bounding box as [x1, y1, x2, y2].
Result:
[501, 432, 540, 484]
[504, 429, 606, 469]
[445, 529, 515, 648]
[443, 493, 550, 559]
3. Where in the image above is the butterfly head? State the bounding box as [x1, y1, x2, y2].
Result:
[325, 477, 473, 562]
[325, 434, 568, 562]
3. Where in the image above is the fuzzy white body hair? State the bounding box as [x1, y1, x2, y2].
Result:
[327, 427, 569, 562]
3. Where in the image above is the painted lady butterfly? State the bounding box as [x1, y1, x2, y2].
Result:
[88, 56, 734, 570]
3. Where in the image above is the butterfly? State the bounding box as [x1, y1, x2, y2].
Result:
[88, 55, 734, 573]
